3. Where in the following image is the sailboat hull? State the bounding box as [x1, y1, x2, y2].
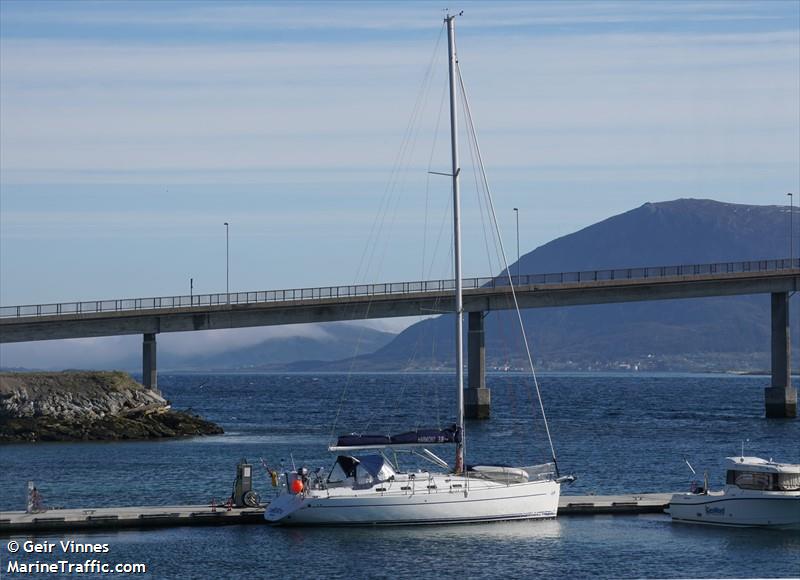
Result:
[266, 478, 560, 526]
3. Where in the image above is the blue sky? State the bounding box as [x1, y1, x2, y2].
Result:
[1, 1, 799, 366]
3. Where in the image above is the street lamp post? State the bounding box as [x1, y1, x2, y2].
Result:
[224, 222, 229, 298]
[513, 208, 519, 283]
[789, 193, 794, 267]
[190, 277, 193, 304]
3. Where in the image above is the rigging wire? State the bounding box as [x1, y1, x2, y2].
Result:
[329, 22, 446, 444]
[423, 71, 450, 280]
[460, 89, 500, 279]
[351, 22, 445, 286]
[456, 61, 561, 476]
[458, 70, 528, 464]
[367, 26, 446, 285]
[363, 55, 453, 433]
[447, 48, 525, 449]
[457, 63, 526, 451]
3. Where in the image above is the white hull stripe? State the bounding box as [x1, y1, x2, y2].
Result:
[307, 491, 549, 509]
[271, 512, 557, 527]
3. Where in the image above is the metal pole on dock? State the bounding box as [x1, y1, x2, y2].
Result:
[789, 193, 794, 266]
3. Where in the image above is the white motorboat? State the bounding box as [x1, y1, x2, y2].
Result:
[667, 456, 800, 528]
[265, 13, 570, 526]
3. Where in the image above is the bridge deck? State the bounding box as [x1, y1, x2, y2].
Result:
[1, 259, 798, 343]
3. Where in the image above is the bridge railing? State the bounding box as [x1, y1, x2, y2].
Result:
[1, 258, 797, 320]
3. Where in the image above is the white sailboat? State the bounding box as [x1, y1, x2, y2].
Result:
[265, 13, 570, 526]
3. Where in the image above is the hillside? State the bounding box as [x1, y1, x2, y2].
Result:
[3, 199, 792, 374]
[291, 199, 798, 372]
[168, 323, 396, 371]
[0, 322, 397, 372]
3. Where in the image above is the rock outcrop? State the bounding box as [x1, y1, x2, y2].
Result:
[0, 371, 223, 442]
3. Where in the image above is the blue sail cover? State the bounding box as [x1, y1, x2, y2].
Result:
[336, 424, 462, 448]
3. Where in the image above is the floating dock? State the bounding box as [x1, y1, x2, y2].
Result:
[0, 493, 673, 534]
[0, 504, 264, 534]
[558, 493, 672, 515]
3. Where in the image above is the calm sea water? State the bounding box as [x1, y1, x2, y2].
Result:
[2, 373, 798, 578]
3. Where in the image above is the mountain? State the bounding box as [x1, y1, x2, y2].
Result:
[0, 322, 397, 372]
[291, 199, 798, 372]
[168, 323, 396, 371]
[5, 199, 791, 373]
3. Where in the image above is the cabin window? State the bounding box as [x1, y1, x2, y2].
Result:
[327, 456, 358, 484]
[727, 470, 774, 490]
[355, 464, 375, 486]
[777, 473, 800, 491]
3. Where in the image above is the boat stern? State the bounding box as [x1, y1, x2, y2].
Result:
[264, 492, 307, 523]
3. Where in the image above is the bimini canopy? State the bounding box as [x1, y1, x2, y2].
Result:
[327, 454, 397, 485]
[331, 424, 462, 451]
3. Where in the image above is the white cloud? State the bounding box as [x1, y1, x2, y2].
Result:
[2, 28, 796, 180]
[3, 1, 786, 32]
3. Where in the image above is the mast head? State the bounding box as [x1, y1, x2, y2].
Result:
[444, 9, 464, 23]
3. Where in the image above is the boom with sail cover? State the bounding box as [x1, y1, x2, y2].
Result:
[333, 425, 462, 450]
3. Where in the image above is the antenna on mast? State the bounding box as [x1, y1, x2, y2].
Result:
[443, 8, 464, 19]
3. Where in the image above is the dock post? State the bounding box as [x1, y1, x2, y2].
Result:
[765, 293, 796, 418]
[465, 311, 491, 419]
[143, 333, 159, 395]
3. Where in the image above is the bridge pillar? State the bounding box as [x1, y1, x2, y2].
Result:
[142, 333, 159, 395]
[465, 311, 490, 419]
[765, 293, 796, 418]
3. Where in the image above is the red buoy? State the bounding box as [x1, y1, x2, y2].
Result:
[290, 479, 304, 494]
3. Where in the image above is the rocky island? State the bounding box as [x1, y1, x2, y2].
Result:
[0, 371, 223, 442]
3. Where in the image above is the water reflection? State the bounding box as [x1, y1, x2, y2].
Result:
[271, 517, 563, 547]
[668, 520, 800, 549]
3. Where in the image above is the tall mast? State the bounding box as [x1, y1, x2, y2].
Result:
[446, 13, 464, 474]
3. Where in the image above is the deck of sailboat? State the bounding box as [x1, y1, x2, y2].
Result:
[311, 472, 553, 498]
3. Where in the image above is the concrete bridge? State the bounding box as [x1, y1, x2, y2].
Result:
[1, 258, 797, 418]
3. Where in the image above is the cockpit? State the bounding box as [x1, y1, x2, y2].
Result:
[327, 454, 397, 488]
